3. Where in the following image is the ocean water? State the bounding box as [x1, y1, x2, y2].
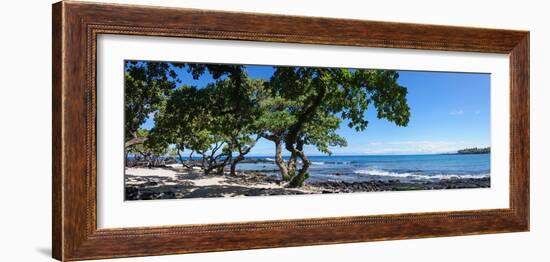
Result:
[237, 154, 490, 183]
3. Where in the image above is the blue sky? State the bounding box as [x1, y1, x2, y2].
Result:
[139, 64, 490, 156]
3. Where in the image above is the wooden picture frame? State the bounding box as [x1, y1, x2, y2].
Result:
[52, 1, 529, 261]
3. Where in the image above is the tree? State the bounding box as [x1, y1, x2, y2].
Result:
[254, 76, 347, 182]
[457, 147, 490, 154]
[267, 67, 410, 187]
[124, 61, 178, 148]
[126, 62, 411, 187]
[149, 85, 201, 168]
[175, 63, 255, 174]
[151, 78, 264, 175]
[150, 84, 227, 173]
[207, 78, 264, 176]
[254, 85, 297, 180]
[138, 62, 248, 172]
[126, 129, 169, 167]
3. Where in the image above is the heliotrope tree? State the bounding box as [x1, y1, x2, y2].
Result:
[126, 129, 170, 167]
[124, 61, 178, 148]
[267, 67, 411, 187]
[126, 61, 411, 187]
[150, 76, 264, 175]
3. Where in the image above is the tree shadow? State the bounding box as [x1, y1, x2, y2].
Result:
[174, 184, 305, 198]
[174, 172, 203, 180]
[126, 183, 306, 200]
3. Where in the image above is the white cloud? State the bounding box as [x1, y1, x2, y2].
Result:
[449, 109, 464, 116]
[354, 140, 476, 155]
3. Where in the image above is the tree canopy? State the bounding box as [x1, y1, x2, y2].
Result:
[124, 61, 178, 147]
[124, 61, 411, 187]
[261, 67, 410, 186]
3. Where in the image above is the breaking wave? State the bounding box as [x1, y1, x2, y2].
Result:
[353, 168, 489, 180]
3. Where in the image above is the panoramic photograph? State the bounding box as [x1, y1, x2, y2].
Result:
[124, 60, 491, 200]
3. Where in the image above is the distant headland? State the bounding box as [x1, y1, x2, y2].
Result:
[456, 147, 491, 154]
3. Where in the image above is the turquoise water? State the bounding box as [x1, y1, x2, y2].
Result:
[238, 154, 490, 183]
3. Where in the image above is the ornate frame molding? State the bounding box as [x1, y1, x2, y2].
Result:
[53, 1, 529, 261]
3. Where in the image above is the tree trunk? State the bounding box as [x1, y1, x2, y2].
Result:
[124, 136, 147, 148]
[287, 151, 297, 177]
[289, 154, 310, 187]
[274, 139, 290, 181]
[176, 148, 186, 167]
[230, 155, 244, 176]
[199, 152, 209, 174]
[288, 138, 310, 187]
[216, 153, 232, 175]
[229, 135, 259, 176]
[124, 150, 130, 167]
[263, 134, 290, 181]
[177, 147, 196, 169]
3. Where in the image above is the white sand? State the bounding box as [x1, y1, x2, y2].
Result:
[125, 167, 182, 179]
[124, 167, 320, 195]
[125, 167, 282, 188]
[192, 177, 226, 186]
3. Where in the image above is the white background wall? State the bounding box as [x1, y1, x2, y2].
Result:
[0, 0, 547, 261]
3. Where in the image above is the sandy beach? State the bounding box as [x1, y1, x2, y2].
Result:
[125, 166, 490, 200]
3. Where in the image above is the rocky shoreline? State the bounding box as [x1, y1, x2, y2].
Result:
[124, 167, 490, 200]
[310, 177, 490, 193]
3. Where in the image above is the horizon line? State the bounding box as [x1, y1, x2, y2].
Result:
[245, 152, 490, 157]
